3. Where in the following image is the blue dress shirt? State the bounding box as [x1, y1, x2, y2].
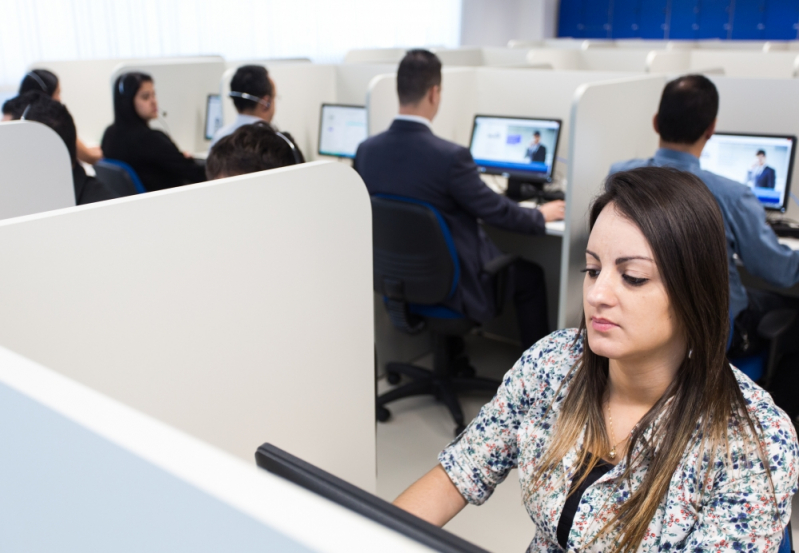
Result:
[610, 148, 799, 321]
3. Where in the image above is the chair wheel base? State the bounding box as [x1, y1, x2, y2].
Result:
[377, 406, 391, 423]
[454, 424, 466, 437]
[387, 371, 401, 385]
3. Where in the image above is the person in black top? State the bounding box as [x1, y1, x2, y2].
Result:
[6, 93, 119, 205]
[101, 72, 206, 192]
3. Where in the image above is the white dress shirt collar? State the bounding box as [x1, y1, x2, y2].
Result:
[393, 114, 433, 130]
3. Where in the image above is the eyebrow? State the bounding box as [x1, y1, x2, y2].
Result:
[585, 249, 654, 265]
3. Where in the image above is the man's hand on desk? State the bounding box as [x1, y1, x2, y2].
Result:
[538, 200, 565, 222]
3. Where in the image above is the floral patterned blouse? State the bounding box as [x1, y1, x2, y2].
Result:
[439, 329, 799, 552]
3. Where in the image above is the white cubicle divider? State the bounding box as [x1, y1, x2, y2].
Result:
[524, 48, 670, 72]
[0, 121, 75, 219]
[647, 49, 693, 73]
[224, 57, 311, 70]
[110, 57, 226, 153]
[689, 50, 799, 78]
[220, 63, 395, 160]
[0, 161, 376, 492]
[709, 76, 799, 221]
[344, 48, 407, 64]
[561, 75, 664, 326]
[0, 345, 429, 553]
[367, 68, 662, 328]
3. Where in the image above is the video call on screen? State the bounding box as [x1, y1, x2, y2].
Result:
[701, 134, 795, 209]
[470, 117, 560, 177]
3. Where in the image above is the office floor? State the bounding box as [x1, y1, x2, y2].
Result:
[375, 333, 799, 552]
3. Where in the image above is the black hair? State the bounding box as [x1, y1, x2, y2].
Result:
[19, 69, 59, 98]
[656, 74, 719, 145]
[396, 49, 442, 106]
[9, 94, 77, 166]
[757, 150, 767, 157]
[230, 65, 273, 112]
[206, 121, 301, 179]
[2, 91, 43, 116]
[113, 72, 153, 126]
[533, 131, 541, 137]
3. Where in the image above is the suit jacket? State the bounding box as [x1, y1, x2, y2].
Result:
[755, 165, 776, 189]
[527, 143, 547, 163]
[354, 119, 545, 323]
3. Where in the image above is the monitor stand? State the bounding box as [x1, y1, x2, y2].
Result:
[506, 177, 544, 201]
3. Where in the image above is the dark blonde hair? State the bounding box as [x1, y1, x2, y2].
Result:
[529, 167, 774, 551]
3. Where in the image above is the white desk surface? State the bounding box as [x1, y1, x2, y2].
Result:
[545, 220, 564, 237]
[779, 236, 799, 250]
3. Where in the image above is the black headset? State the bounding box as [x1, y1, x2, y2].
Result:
[229, 90, 272, 111]
[25, 71, 49, 93]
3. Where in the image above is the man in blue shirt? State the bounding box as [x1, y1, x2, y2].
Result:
[610, 75, 799, 419]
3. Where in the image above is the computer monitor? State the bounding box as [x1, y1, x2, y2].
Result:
[255, 443, 488, 553]
[700, 132, 797, 213]
[469, 115, 562, 186]
[205, 94, 224, 141]
[318, 104, 368, 159]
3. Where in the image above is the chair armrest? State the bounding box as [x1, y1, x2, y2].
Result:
[757, 309, 797, 341]
[482, 254, 519, 278]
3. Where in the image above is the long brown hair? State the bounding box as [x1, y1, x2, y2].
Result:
[529, 167, 774, 551]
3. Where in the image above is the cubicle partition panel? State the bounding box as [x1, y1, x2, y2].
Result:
[709, 76, 799, 221]
[689, 51, 799, 78]
[480, 47, 536, 67]
[0, 121, 75, 219]
[580, 48, 659, 72]
[0, 161, 376, 492]
[561, 75, 664, 328]
[224, 58, 312, 70]
[647, 50, 692, 73]
[525, 49, 582, 70]
[111, 57, 226, 153]
[31, 57, 139, 144]
[431, 47, 484, 66]
[335, 64, 397, 104]
[0, 345, 426, 552]
[344, 48, 407, 64]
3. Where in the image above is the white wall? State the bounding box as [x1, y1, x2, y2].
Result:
[0, 121, 75, 219]
[0, 161, 376, 492]
[460, 0, 558, 46]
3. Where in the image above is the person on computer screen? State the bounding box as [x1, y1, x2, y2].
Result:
[354, 49, 565, 352]
[392, 167, 798, 551]
[748, 149, 776, 189]
[211, 65, 303, 160]
[609, 74, 799, 423]
[525, 131, 547, 163]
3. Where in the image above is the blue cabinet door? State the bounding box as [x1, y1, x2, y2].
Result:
[670, 0, 701, 38]
[582, 0, 613, 38]
[612, 0, 643, 38]
[762, 0, 799, 40]
[731, 0, 767, 39]
[696, 0, 734, 39]
[639, 0, 670, 38]
[558, 0, 584, 37]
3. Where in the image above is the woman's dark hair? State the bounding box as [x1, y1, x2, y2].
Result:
[397, 49, 442, 106]
[19, 69, 59, 98]
[205, 121, 300, 179]
[113, 72, 153, 126]
[529, 167, 775, 551]
[656, 74, 719, 145]
[229, 65, 273, 112]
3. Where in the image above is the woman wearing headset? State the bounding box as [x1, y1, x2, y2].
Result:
[101, 72, 206, 192]
[18, 69, 103, 164]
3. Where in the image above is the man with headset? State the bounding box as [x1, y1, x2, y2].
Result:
[206, 121, 302, 179]
[211, 65, 303, 161]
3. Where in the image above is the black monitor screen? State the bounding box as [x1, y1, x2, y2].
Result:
[469, 115, 562, 182]
[700, 132, 797, 212]
[255, 443, 488, 553]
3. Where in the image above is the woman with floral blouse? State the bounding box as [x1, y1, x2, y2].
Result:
[393, 167, 799, 552]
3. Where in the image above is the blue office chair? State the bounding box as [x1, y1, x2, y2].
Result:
[728, 309, 796, 387]
[779, 522, 794, 553]
[94, 159, 147, 196]
[372, 195, 517, 436]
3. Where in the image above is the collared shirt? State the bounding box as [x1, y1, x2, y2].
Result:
[210, 114, 263, 148]
[610, 148, 799, 321]
[393, 114, 433, 130]
[440, 329, 799, 552]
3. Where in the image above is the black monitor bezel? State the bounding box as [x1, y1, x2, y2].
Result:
[709, 131, 797, 213]
[204, 94, 222, 141]
[317, 103, 368, 159]
[255, 443, 489, 553]
[468, 114, 563, 183]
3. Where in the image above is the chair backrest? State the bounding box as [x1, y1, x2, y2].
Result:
[94, 159, 146, 196]
[371, 195, 459, 306]
[778, 522, 793, 553]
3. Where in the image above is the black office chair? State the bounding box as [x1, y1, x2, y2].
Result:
[372, 194, 517, 436]
[94, 159, 146, 198]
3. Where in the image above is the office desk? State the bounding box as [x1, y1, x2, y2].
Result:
[779, 236, 799, 251]
[737, 235, 799, 298]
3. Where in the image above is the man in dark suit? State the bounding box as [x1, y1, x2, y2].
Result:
[749, 150, 776, 189]
[525, 131, 547, 163]
[354, 50, 565, 349]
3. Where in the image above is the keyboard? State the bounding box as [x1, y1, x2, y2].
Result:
[769, 220, 799, 238]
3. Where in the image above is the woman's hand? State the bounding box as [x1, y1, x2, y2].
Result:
[393, 464, 467, 527]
